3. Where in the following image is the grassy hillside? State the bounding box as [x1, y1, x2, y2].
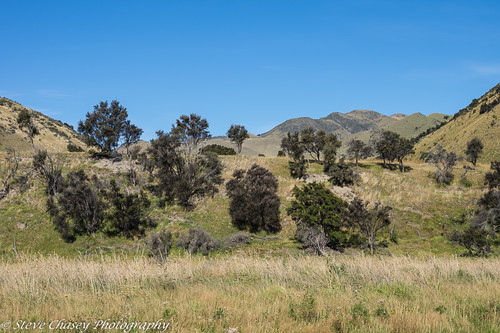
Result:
[0, 152, 494, 258]
[0, 97, 86, 153]
[414, 83, 500, 162]
[348, 113, 447, 144]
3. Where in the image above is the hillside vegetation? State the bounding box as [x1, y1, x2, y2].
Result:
[0, 97, 86, 152]
[414, 83, 500, 162]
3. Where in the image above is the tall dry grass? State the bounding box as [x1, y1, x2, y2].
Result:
[0, 253, 498, 332]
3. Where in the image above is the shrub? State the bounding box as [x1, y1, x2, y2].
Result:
[67, 143, 84, 152]
[144, 229, 173, 262]
[288, 182, 349, 251]
[226, 164, 281, 233]
[224, 232, 251, 248]
[105, 180, 156, 238]
[177, 228, 221, 255]
[327, 158, 359, 187]
[201, 144, 236, 156]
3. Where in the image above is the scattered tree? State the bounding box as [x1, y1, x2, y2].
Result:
[425, 145, 458, 185]
[347, 139, 372, 167]
[374, 130, 414, 171]
[327, 157, 359, 187]
[226, 164, 281, 233]
[281, 131, 308, 179]
[123, 120, 143, 158]
[149, 115, 223, 207]
[227, 124, 249, 154]
[288, 182, 349, 251]
[322, 134, 342, 173]
[171, 113, 210, 157]
[300, 127, 327, 163]
[32, 150, 64, 196]
[0, 149, 29, 200]
[347, 197, 392, 255]
[395, 137, 415, 172]
[465, 137, 483, 169]
[47, 170, 107, 244]
[105, 180, 156, 238]
[17, 110, 39, 153]
[78, 100, 129, 156]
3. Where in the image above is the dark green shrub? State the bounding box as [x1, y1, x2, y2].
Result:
[226, 164, 281, 233]
[327, 158, 359, 187]
[201, 144, 236, 155]
[67, 143, 84, 152]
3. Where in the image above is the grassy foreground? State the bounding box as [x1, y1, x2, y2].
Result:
[0, 253, 499, 332]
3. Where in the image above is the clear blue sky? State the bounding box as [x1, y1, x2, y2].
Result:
[1, 0, 499, 139]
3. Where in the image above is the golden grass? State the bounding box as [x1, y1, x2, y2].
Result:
[0, 253, 498, 332]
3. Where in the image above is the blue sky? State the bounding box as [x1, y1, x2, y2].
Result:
[1, 0, 499, 139]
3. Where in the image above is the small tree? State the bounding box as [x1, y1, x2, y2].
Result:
[0, 149, 29, 200]
[288, 182, 349, 251]
[300, 127, 327, 163]
[395, 137, 415, 172]
[105, 180, 156, 238]
[327, 157, 359, 187]
[347, 139, 372, 167]
[78, 100, 129, 156]
[226, 164, 281, 233]
[347, 197, 392, 255]
[149, 115, 223, 207]
[425, 145, 458, 185]
[227, 124, 249, 154]
[47, 170, 107, 244]
[322, 134, 342, 173]
[374, 130, 399, 168]
[122, 120, 143, 158]
[281, 131, 308, 179]
[17, 110, 39, 153]
[32, 150, 64, 196]
[465, 137, 483, 169]
[171, 113, 211, 158]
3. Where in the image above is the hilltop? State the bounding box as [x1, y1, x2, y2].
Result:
[0, 97, 86, 152]
[414, 83, 500, 162]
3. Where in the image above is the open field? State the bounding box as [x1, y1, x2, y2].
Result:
[0, 253, 499, 332]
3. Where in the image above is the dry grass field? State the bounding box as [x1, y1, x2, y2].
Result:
[0, 253, 499, 332]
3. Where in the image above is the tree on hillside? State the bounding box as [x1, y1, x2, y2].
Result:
[171, 113, 211, 158]
[226, 164, 281, 233]
[374, 130, 399, 168]
[465, 137, 484, 169]
[33, 150, 64, 197]
[281, 131, 308, 179]
[122, 120, 143, 158]
[395, 137, 415, 172]
[0, 149, 30, 201]
[149, 115, 223, 207]
[374, 130, 414, 171]
[425, 145, 458, 185]
[47, 170, 107, 244]
[78, 100, 128, 156]
[347, 198, 392, 255]
[17, 110, 39, 153]
[300, 127, 327, 163]
[327, 157, 359, 187]
[288, 182, 349, 251]
[322, 134, 342, 173]
[227, 124, 249, 154]
[450, 161, 500, 255]
[347, 139, 372, 167]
